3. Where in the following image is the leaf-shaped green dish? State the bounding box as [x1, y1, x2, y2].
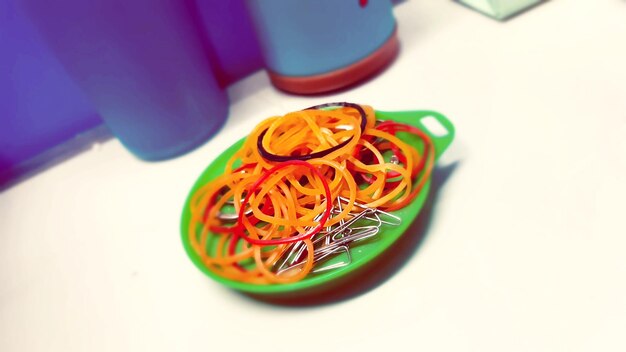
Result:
[180, 110, 455, 295]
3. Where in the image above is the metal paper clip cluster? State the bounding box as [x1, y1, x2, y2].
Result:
[274, 196, 401, 276]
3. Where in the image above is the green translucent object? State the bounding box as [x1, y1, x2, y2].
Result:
[458, 0, 543, 20]
[180, 110, 455, 295]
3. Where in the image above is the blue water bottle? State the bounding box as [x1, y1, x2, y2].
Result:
[21, 0, 229, 160]
[246, 0, 399, 94]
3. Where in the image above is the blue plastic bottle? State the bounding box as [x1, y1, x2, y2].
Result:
[21, 0, 228, 160]
[246, 0, 398, 94]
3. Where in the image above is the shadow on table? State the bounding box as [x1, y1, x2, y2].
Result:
[240, 161, 459, 308]
[0, 125, 112, 192]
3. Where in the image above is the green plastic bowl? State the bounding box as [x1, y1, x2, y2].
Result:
[181, 110, 455, 296]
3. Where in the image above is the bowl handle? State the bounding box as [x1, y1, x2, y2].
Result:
[374, 110, 455, 160]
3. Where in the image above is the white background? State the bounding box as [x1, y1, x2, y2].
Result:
[2, 0, 626, 351]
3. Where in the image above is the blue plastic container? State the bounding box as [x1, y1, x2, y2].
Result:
[21, 0, 229, 161]
[1, 1, 102, 187]
[246, 0, 398, 93]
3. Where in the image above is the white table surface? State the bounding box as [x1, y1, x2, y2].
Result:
[2, 1, 626, 351]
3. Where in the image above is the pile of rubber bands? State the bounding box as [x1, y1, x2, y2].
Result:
[187, 102, 434, 284]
